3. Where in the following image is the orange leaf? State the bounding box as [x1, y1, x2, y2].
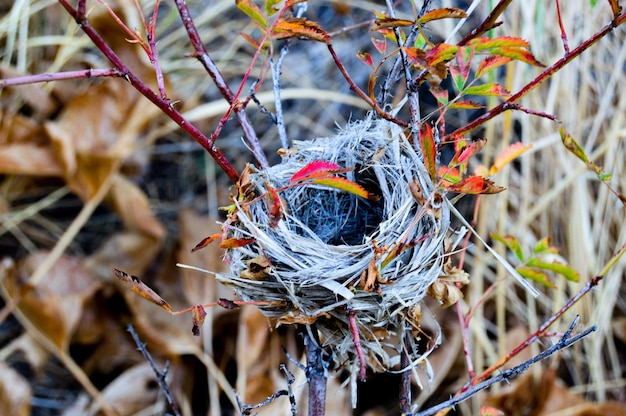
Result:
[372, 16, 415, 30]
[419, 123, 437, 181]
[191, 233, 221, 253]
[476, 56, 511, 78]
[449, 100, 484, 109]
[311, 177, 371, 199]
[191, 305, 207, 336]
[219, 237, 256, 249]
[490, 142, 532, 175]
[265, 185, 283, 227]
[426, 43, 458, 66]
[273, 18, 331, 43]
[418, 7, 467, 24]
[468, 36, 530, 51]
[290, 160, 347, 184]
[113, 268, 172, 313]
[490, 47, 545, 67]
[443, 175, 505, 194]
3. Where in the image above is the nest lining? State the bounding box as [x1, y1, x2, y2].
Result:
[217, 118, 450, 371]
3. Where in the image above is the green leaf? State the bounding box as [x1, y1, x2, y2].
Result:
[560, 127, 589, 163]
[426, 43, 458, 66]
[429, 87, 448, 106]
[491, 233, 525, 262]
[236, 0, 268, 28]
[533, 237, 558, 254]
[311, 177, 371, 199]
[265, 0, 281, 15]
[468, 36, 530, 51]
[517, 267, 555, 289]
[526, 258, 580, 282]
[463, 83, 511, 97]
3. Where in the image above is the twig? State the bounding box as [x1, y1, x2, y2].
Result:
[304, 330, 329, 416]
[271, 45, 290, 150]
[173, 0, 269, 169]
[399, 328, 412, 415]
[555, 0, 570, 53]
[282, 364, 299, 416]
[347, 308, 367, 381]
[417, 316, 597, 416]
[127, 324, 181, 416]
[457, 0, 512, 45]
[57, 0, 240, 183]
[0, 68, 123, 87]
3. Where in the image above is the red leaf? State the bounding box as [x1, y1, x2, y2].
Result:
[311, 177, 371, 199]
[219, 237, 256, 249]
[456, 138, 487, 165]
[449, 100, 484, 109]
[419, 123, 437, 181]
[265, 185, 283, 227]
[191, 305, 207, 336]
[290, 161, 347, 184]
[430, 87, 449, 106]
[273, 18, 331, 43]
[113, 268, 172, 313]
[418, 7, 467, 24]
[443, 175, 506, 194]
[476, 56, 511, 78]
[490, 142, 532, 175]
[455, 46, 474, 88]
[426, 43, 458, 66]
[402, 46, 427, 68]
[218, 298, 240, 309]
[357, 51, 374, 68]
[191, 233, 221, 253]
[371, 37, 387, 55]
[490, 47, 545, 67]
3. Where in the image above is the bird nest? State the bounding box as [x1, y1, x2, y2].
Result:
[217, 118, 451, 372]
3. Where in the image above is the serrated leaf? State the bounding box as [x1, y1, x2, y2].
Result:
[491, 233, 524, 262]
[290, 161, 347, 184]
[443, 175, 506, 194]
[191, 233, 221, 253]
[418, 7, 467, 24]
[468, 36, 530, 51]
[219, 237, 256, 249]
[517, 267, 555, 289]
[265, 185, 283, 227]
[113, 268, 173, 313]
[560, 127, 589, 163]
[311, 177, 371, 199]
[426, 43, 458, 66]
[490, 142, 532, 175]
[419, 123, 437, 181]
[402, 46, 427, 68]
[449, 100, 484, 109]
[357, 51, 374, 68]
[371, 37, 387, 55]
[533, 237, 558, 254]
[463, 82, 511, 97]
[236, 0, 268, 28]
[490, 47, 545, 67]
[476, 56, 511, 78]
[526, 258, 580, 282]
[455, 46, 473, 87]
[273, 18, 331, 43]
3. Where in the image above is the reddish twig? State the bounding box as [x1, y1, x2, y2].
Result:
[555, 0, 570, 53]
[347, 308, 367, 381]
[58, 0, 240, 183]
[445, 11, 626, 140]
[173, 0, 269, 169]
[0, 68, 123, 87]
[457, 0, 512, 45]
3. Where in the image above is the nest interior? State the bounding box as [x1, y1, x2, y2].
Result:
[218, 118, 450, 371]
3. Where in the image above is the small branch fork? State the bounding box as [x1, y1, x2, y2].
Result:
[127, 324, 181, 416]
[238, 365, 298, 416]
[413, 316, 597, 416]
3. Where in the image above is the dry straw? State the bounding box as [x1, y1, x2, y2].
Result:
[218, 117, 451, 372]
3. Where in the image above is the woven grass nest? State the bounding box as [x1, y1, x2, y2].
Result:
[217, 117, 452, 373]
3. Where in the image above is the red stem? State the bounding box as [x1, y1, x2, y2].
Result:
[58, 0, 240, 183]
[555, 0, 570, 53]
[173, 0, 269, 169]
[347, 308, 367, 381]
[0, 68, 122, 87]
[445, 11, 626, 140]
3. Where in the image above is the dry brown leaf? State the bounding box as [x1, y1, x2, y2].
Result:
[4, 252, 101, 350]
[237, 305, 273, 404]
[0, 360, 32, 416]
[113, 268, 173, 313]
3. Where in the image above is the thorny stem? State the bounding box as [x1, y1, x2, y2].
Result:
[0, 68, 123, 87]
[424, 317, 597, 416]
[173, 0, 269, 168]
[304, 330, 328, 416]
[57, 0, 240, 183]
[445, 11, 626, 140]
[127, 324, 181, 416]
